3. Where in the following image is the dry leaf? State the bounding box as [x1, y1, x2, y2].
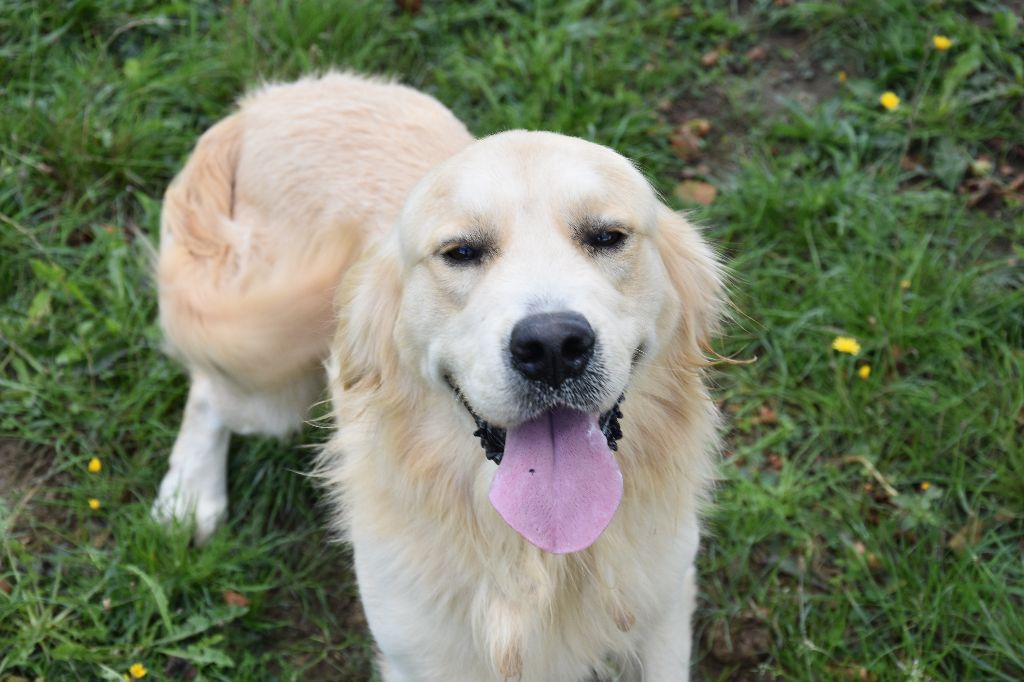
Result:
[947, 515, 984, 553]
[669, 127, 702, 161]
[674, 181, 717, 205]
[0, 578, 11, 594]
[701, 49, 721, 67]
[753, 404, 778, 425]
[222, 589, 251, 608]
[746, 45, 767, 61]
[394, 0, 422, 13]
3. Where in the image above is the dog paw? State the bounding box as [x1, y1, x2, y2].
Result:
[152, 476, 227, 545]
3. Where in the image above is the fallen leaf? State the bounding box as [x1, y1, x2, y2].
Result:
[0, 578, 11, 594]
[674, 180, 717, 205]
[222, 589, 250, 608]
[686, 118, 712, 137]
[669, 127, 702, 161]
[746, 45, 767, 61]
[701, 49, 721, 67]
[394, 0, 422, 12]
[753, 404, 778, 425]
[947, 514, 984, 553]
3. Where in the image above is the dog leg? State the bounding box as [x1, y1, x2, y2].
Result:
[632, 564, 697, 682]
[152, 373, 230, 544]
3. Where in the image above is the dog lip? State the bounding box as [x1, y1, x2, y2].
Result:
[444, 375, 624, 464]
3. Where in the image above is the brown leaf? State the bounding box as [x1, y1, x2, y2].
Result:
[686, 117, 712, 137]
[753, 404, 778, 425]
[745, 45, 767, 61]
[674, 181, 717, 205]
[0, 578, 11, 594]
[947, 515, 984, 553]
[222, 589, 250, 608]
[394, 0, 422, 13]
[701, 49, 721, 67]
[669, 127, 702, 161]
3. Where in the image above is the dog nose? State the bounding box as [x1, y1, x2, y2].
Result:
[510, 312, 595, 387]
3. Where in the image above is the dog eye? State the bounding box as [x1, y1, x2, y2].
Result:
[441, 244, 483, 265]
[586, 229, 627, 250]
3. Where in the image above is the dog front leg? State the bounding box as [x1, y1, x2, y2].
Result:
[630, 564, 697, 682]
[152, 373, 230, 544]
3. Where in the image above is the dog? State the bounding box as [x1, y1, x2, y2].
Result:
[156, 73, 726, 681]
[152, 72, 473, 542]
[317, 131, 727, 680]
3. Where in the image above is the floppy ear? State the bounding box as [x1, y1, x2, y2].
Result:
[331, 236, 403, 392]
[653, 204, 728, 367]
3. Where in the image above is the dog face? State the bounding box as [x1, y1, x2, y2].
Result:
[394, 131, 676, 427]
[335, 130, 724, 553]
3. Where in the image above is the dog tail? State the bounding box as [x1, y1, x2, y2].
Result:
[157, 113, 359, 391]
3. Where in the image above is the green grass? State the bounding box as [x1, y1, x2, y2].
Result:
[2, 1, 1022, 679]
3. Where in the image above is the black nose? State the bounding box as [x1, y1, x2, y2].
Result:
[509, 312, 595, 387]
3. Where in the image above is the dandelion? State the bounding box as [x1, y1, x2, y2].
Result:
[832, 336, 861, 355]
[858, 365, 871, 380]
[932, 35, 952, 51]
[900, 279, 911, 290]
[88, 457, 102, 473]
[920, 481, 931, 491]
[879, 91, 900, 111]
[88, 498, 101, 510]
[129, 663, 148, 679]
[837, 70, 847, 82]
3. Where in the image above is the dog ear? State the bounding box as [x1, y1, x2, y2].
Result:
[331, 236, 403, 392]
[653, 204, 728, 367]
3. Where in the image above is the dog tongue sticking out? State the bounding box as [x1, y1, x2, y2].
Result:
[489, 408, 623, 554]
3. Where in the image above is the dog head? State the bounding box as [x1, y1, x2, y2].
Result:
[334, 131, 725, 553]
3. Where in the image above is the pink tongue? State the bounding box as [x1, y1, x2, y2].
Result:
[489, 408, 623, 554]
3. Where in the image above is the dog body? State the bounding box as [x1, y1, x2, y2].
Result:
[320, 132, 726, 680]
[154, 73, 472, 541]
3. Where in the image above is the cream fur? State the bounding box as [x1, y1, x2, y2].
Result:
[319, 131, 727, 680]
[153, 72, 473, 541]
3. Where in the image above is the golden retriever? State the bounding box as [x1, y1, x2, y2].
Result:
[156, 72, 727, 681]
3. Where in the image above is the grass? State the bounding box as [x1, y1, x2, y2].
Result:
[1, 0, 1022, 679]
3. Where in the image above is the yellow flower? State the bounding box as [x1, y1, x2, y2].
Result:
[837, 70, 847, 82]
[858, 365, 871, 380]
[920, 481, 931, 491]
[832, 336, 861, 355]
[88, 498, 101, 510]
[932, 35, 952, 51]
[88, 457, 102, 473]
[900, 279, 911, 290]
[879, 91, 900, 111]
[129, 663, 148, 679]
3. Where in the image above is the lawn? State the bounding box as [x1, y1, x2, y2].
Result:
[1, 1, 1022, 680]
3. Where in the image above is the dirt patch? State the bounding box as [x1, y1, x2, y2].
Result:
[0, 437, 75, 552]
[665, 29, 838, 182]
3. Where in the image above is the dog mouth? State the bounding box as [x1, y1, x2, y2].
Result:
[447, 378, 625, 554]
